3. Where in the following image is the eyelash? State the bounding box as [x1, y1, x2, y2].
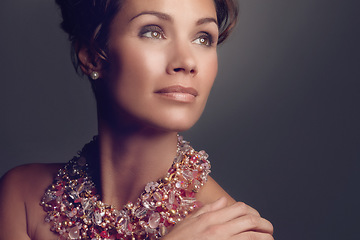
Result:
[139, 25, 165, 39]
[193, 32, 214, 47]
[139, 25, 215, 47]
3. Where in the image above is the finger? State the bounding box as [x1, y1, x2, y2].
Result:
[199, 201, 261, 225]
[191, 197, 228, 218]
[226, 215, 274, 236]
[228, 201, 261, 217]
[230, 231, 274, 240]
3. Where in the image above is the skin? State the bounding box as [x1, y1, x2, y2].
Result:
[0, 0, 273, 239]
[92, 0, 219, 210]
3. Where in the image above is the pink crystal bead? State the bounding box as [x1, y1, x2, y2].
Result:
[100, 230, 109, 238]
[182, 170, 193, 180]
[134, 207, 147, 218]
[153, 191, 162, 202]
[68, 227, 80, 239]
[169, 191, 175, 204]
[149, 212, 161, 229]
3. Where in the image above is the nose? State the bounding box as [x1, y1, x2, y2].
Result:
[166, 42, 198, 76]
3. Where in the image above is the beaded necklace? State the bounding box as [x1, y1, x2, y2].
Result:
[41, 136, 211, 240]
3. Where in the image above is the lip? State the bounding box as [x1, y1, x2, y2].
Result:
[155, 85, 198, 103]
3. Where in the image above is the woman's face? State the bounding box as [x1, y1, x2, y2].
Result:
[104, 0, 219, 132]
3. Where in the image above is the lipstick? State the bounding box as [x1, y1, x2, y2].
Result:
[155, 85, 198, 103]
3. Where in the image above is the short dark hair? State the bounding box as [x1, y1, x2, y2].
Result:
[55, 0, 239, 73]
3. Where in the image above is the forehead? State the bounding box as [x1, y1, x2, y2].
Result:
[119, 0, 217, 22]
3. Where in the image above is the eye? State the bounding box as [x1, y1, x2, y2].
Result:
[140, 25, 165, 39]
[192, 33, 214, 46]
[143, 30, 162, 39]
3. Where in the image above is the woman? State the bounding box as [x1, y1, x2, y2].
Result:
[0, 0, 273, 239]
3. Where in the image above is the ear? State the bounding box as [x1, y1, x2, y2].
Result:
[78, 46, 103, 78]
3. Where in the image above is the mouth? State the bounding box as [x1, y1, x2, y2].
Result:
[155, 85, 198, 103]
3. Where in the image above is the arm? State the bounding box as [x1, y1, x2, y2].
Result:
[0, 166, 31, 240]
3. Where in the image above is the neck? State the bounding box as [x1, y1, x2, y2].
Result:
[97, 122, 179, 208]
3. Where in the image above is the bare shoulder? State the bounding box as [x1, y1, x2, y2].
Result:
[0, 163, 63, 199]
[1, 163, 62, 183]
[0, 163, 63, 240]
[196, 175, 236, 206]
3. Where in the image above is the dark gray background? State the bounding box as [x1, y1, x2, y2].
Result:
[1, 0, 359, 239]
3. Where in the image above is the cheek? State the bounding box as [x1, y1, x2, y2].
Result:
[109, 41, 166, 102]
[199, 52, 218, 98]
[114, 42, 165, 82]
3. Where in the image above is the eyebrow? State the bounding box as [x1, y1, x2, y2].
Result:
[196, 17, 218, 26]
[130, 11, 172, 22]
[130, 11, 218, 26]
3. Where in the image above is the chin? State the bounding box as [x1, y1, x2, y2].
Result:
[144, 117, 198, 133]
[138, 110, 201, 133]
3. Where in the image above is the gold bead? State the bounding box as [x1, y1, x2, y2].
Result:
[126, 202, 134, 209]
[160, 225, 166, 236]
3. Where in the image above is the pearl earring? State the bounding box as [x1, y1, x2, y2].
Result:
[90, 71, 99, 80]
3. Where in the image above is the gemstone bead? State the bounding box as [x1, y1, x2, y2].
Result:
[149, 212, 161, 228]
[68, 227, 80, 239]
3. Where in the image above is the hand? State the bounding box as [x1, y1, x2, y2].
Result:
[162, 197, 274, 240]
